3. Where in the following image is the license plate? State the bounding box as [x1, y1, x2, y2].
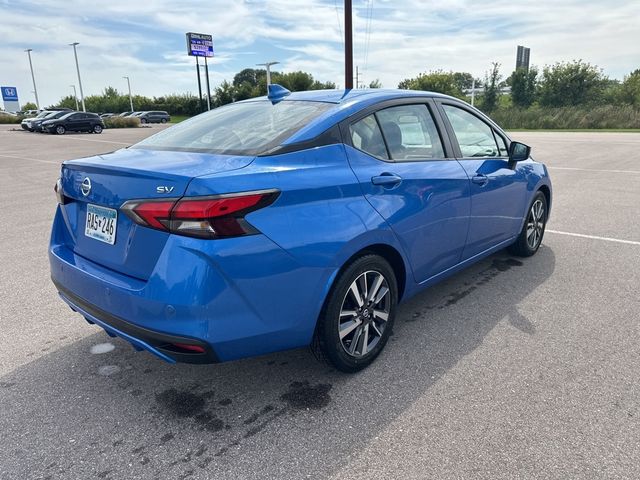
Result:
[85, 204, 117, 245]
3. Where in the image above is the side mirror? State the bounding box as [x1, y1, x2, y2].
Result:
[508, 141, 531, 164]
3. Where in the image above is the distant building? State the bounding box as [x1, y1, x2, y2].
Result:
[516, 45, 531, 71]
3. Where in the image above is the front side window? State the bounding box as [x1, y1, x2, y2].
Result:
[376, 104, 444, 161]
[132, 100, 333, 155]
[349, 114, 389, 159]
[442, 104, 499, 158]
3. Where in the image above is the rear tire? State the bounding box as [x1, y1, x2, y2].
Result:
[312, 254, 398, 373]
[508, 191, 547, 257]
[93, 124, 103, 134]
[55, 125, 66, 135]
[140, 118, 148, 124]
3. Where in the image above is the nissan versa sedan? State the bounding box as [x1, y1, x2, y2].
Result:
[49, 86, 551, 372]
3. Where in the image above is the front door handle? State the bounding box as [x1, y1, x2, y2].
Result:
[371, 173, 402, 187]
[472, 174, 489, 186]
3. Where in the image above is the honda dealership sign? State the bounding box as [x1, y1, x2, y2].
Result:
[2, 86, 20, 112]
[186, 33, 214, 57]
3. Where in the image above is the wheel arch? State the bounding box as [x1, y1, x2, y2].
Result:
[331, 243, 408, 303]
[537, 184, 552, 218]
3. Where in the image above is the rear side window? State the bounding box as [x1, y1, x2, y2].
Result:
[376, 104, 444, 160]
[442, 105, 499, 158]
[349, 115, 389, 160]
[133, 100, 333, 156]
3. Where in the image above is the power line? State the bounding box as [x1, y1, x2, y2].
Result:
[334, 0, 344, 49]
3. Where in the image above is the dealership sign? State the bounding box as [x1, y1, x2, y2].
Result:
[186, 32, 214, 57]
[1, 86, 20, 112]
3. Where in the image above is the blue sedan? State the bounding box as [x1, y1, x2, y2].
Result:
[49, 85, 551, 372]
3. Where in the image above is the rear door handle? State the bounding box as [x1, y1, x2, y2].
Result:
[472, 174, 489, 186]
[371, 173, 402, 187]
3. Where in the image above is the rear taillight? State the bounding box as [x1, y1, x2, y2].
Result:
[54, 178, 69, 205]
[121, 190, 279, 239]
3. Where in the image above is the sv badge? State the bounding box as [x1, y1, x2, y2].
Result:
[156, 186, 174, 194]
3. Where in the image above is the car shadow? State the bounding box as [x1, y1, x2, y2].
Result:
[0, 247, 555, 479]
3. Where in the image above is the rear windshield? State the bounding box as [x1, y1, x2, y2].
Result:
[131, 100, 334, 156]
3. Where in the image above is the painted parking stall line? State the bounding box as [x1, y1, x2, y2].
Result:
[546, 229, 640, 246]
[548, 166, 640, 174]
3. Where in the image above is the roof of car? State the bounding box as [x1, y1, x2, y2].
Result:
[243, 88, 451, 145]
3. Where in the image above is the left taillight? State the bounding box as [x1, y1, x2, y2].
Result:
[121, 189, 279, 239]
[54, 178, 69, 205]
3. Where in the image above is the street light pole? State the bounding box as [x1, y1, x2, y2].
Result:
[123, 76, 134, 112]
[70, 43, 86, 112]
[344, 0, 353, 89]
[24, 49, 40, 109]
[256, 61, 280, 93]
[70, 85, 79, 110]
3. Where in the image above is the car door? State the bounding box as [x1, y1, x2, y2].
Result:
[68, 113, 86, 131]
[436, 101, 528, 260]
[343, 101, 471, 284]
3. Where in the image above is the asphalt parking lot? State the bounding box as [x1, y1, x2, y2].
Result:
[1, 125, 639, 479]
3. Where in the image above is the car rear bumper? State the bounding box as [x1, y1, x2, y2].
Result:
[54, 279, 218, 364]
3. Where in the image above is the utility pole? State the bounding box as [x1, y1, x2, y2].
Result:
[70, 85, 79, 110]
[344, 0, 353, 89]
[123, 76, 134, 112]
[256, 61, 280, 93]
[471, 78, 476, 106]
[24, 49, 40, 109]
[203, 57, 211, 110]
[69, 43, 86, 112]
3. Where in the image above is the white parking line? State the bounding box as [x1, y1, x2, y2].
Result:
[0, 153, 59, 165]
[546, 229, 640, 246]
[548, 166, 640, 174]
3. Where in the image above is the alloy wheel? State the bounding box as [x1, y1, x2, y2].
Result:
[526, 199, 545, 249]
[339, 270, 390, 358]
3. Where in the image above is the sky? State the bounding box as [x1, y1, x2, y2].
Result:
[1, 0, 638, 108]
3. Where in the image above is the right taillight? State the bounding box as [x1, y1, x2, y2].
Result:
[121, 190, 279, 239]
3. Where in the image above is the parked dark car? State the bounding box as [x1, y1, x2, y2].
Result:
[42, 112, 105, 134]
[137, 111, 170, 124]
[33, 111, 72, 132]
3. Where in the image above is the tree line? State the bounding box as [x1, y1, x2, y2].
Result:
[47, 69, 336, 115]
[398, 60, 640, 113]
[42, 61, 640, 128]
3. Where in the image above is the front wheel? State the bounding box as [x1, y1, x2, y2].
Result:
[140, 118, 147, 124]
[161, 118, 167, 124]
[55, 125, 66, 135]
[509, 191, 547, 257]
[93, 124, 103, 134]
[312, 255, 398, 372]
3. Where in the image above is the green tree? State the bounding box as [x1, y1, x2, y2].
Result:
[398, 70, 467, 99]
[213, 80, 235, 107]
[510, 66, 538, 108]
[481, 62, 502, 113]
[368, 79, 382, 88]
[452, 72, 474, 92]
[538, 60, 607, 107]
[21, 101, 38, 111]
[617, 69, 640, 106]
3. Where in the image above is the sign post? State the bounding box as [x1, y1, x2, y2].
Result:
[186, 32, 214, 112]
[1, 86, 20, 112]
